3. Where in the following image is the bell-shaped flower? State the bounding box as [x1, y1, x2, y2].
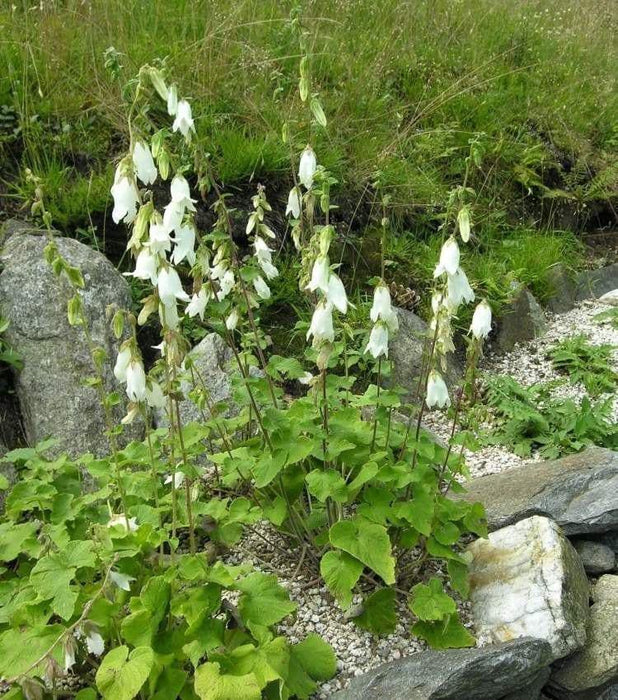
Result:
[114, 346, 131, 383]
[434, 237, 460, 277]
[306, 255, 330, 294]
[167, 84, 178, 116]
[126, 360, 147, 402]
[286, 187, 302, 218]
[132, 141, 157, 185]
[218, 269, 235, 299]
[165, 472, 185, 488]
[171, 223, 196, 266]
[186, 288, 210, 320]
[127, 247, 159, 284]
[298, 371, 314, 385]
[145, 380, 166, 409]
[226, 308, 239, 330]
[85, 629, 105, 657]
[260, 259, 279, 280]
[370, 283, 392, 323]
[253, 275, 271, 299]
[158, 266, 190, 306]
[470, 299, 492, 339]
[298, 146, 317, 189]
[446, 268, 475, 310]
[307, 301, 334, 343]
[64, 638, 77, 673]
[107, 513, 138, 531]
[172, 99, 195, 140]
[364, 322, 389, 359]
[382, 307, 399, 333]
[163, 201, 184, 233]
[111, 175, 139, 224]
[426, 370, 450, 408]
[170, 174, 196, 209]
[110, 570, 135, 591]
[326, 273, 348, 314]
[148, 222, 172, 254]
[159, 300, 180, 330]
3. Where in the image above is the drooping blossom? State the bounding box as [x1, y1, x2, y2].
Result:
[171, 223, 196, 266]
[107, 514, 138, 531]
[186, 288, 210, 320]
[434, 237, 460, 277]
[470, 299, 492, 339]
[286, 187, 302, 218]
[172, 99, 195, 140]
[157, 266, 190, 306]
[326, 274, 348, 314]
[306, 255, 330, 294]
[446, 268, 475, 310]
[167, 84, 178, 116]
[110, 570, 135, 591]
[253, 275, 271, 299]
[307, 301, 334, 344]
[365, 322, 389, 359]
[426, 370, 450, 409]
[111, 174, 139, 225]
[126, 360, 147, 402]
[298, 146, 317, 189]
[132, 141, 157, 185]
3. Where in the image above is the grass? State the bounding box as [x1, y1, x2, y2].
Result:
[0, 0, 615, 335]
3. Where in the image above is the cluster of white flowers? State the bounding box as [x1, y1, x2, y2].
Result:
[426, 215, 492, 409]
[365, 282, 399, 359]
[304, 216, 349, 351]
[113, 343, 165, 410]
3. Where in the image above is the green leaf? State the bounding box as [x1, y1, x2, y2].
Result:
[262, 496, 287, 526]
[352, 588, 397, 635]
[306, 470, 348, 503]
[194, 662, 261, 700]
[96, 646, 154, 700]
[254, 450, 287, 488]
[347, 462, 379, 494]
[292, 634, 336, 681]
[30, 540, 95, 619]
[434, 521, 461, 546]
[75, 690, 98, 700]
[122, 576, 170, 647]
[409, 578, 456, 621]
[237, 573, 297, 626]
[152, 667, 187, 700]
[392, 487, 434, 536]
[320, 550, 363, 609]
[0, 625, 65, 678]
[329, 517, 395, 584]
[447, 559, 470, 599]
[412, 613, 475, 649]
[0, 522, 40, 561]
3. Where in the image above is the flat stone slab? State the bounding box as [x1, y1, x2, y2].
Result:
[331, 638, 553, 700]
[467, 516, 589, 661]
[459, 448, 618, 535]
[573, 540, 616, 576]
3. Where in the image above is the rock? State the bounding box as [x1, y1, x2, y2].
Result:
[458, 448, 618, 536]
[159, 332, 262, 428]
[0, 220, 137, 457]
[550, 574, 618, 699]
[592, 575, 618, 605]
[387, 307, 461, 400]
[573, 540, 616, 575]
[467, 516, 589, 661]
[546, 264, 578, 314]
[331, 638, 553, 700]
[495, 281, 547, 352]
[576, 264, 618, 301]
[599, 289, 618, 307]
[502, 667, 551, 700]
[0, 441, 14, 514]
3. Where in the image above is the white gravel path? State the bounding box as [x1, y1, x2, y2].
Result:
[227, 297, 617, 697]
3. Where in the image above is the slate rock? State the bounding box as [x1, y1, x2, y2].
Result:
[576, 264, 618, 301]
[458, 448, 618, 536]
[495, 281, 547, 352]
[573, 540, 616, 575]
[0, 220, 137, 457]
[387, 307, 461, 400]
[467, 516, 589, 661]
[546, 263, 578, 314]
[502, 667, 551, 700]
[331, 638, 553, 700]
[550, 575, 618, 699]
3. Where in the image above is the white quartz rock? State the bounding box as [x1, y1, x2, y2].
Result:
[467, 515, 589, 661]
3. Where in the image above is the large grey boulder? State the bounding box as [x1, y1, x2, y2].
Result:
[546, 263, 578, 314]
[573, 540, 616, 576]
[550, 575, 618, 699]
[576, 264, 618, 302]
[0, 220, 136, 457]
[331, 638, 553, 700]
[495, 281, 547, 352]
[467, 516, 589, 661]
[388, 307, 461, 400]
[459, 448, 618, 536]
